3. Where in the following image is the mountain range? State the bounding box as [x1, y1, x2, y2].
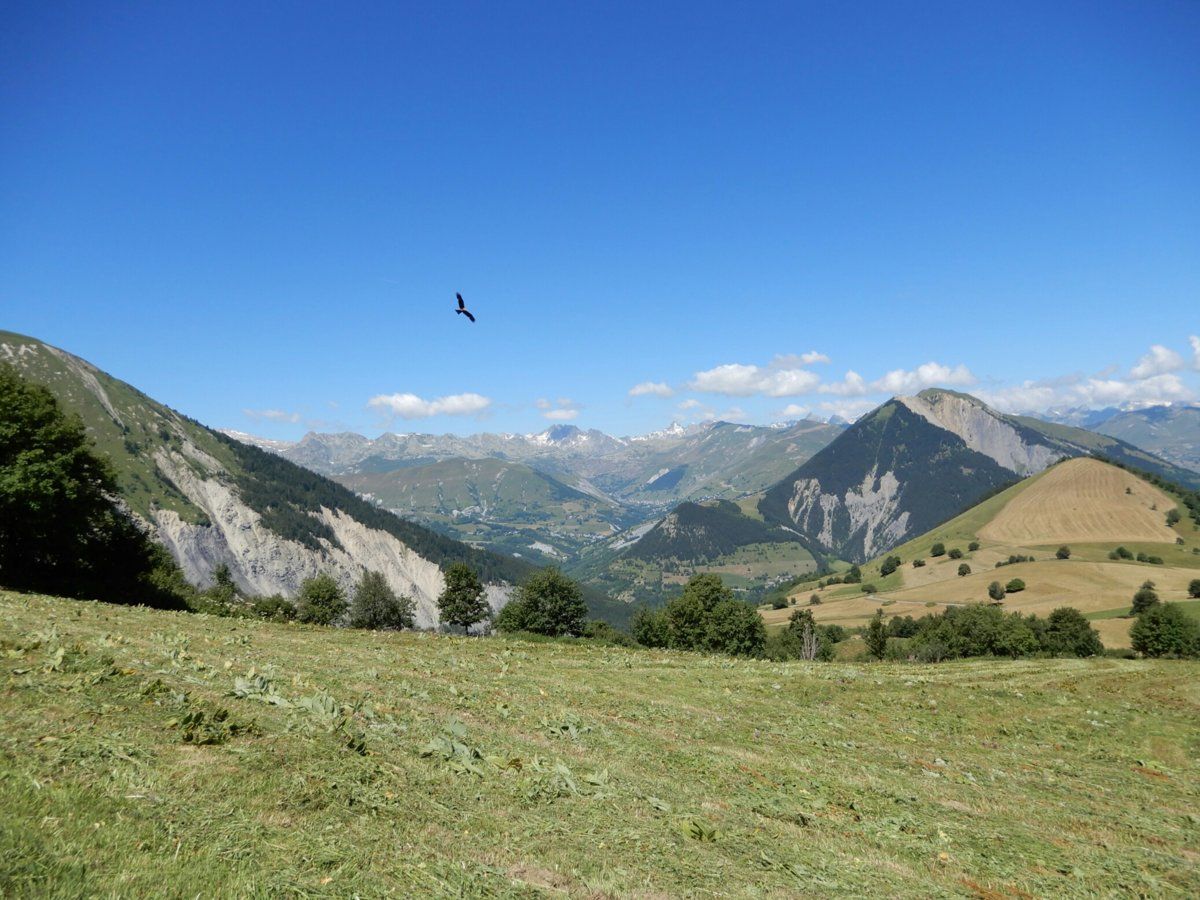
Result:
[0, 330, 534, 627]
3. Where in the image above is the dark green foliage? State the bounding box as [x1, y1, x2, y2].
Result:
[1129, 603, 1200, 658]
[1130, 582, 1160, 616]
[861, 583, 877, 594]
[625, 499, 803, 562]
[1056, 546, 1071, 560]
[437, 563, 490, 632]
[214, 431, 531, 585]
[0, 365, 186, 609]
[630, 607, 669, 648]
[968, 541, 980, 552]
[770, 596, 788, 610]
[704, 598, 766, 657]
[879, 555, 901, 577]
[1110, 546, 1134, 560]
[912, 558, 926, 568]
[1005, 578, 1025, 593]
[948, 548, 963, 560]
[349, 571, 414, 630]
[931, 543, 946, 557]
[988, 581, 1006, 602]
[887, 615, 920, 638]
[842, 564, 862, 584]
[496, 567, 587, 637]
[763, 608, 837, 661]
[1166, 508, 1180, 527]
[864, 611, 888, 659]
[908, 605, 1064, 659]
[296, 573, 348, 625]
[995, 554, 1034, 568]
[1188, 578, 1200, 599]
[957, 564, 971, 577]
[664, 574, 731, 650]
[580, 620, 637, 647]
[1038, 607, 1103, 657]
[251, 594, 296, 622]
[809, 593, 821, 605]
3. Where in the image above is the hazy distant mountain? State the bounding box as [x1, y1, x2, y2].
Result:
[1089, 404, 1200, 473]
[758, 389, 1200, 563]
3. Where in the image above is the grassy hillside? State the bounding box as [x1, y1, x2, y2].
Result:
[771, 459, 1200, 647]
[3, 591, 1198, 896]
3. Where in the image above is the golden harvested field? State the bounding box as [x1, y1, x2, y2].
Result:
[978, 458, 1177, 545]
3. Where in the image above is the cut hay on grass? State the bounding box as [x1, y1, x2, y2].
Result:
[2, 590, 1198, 897]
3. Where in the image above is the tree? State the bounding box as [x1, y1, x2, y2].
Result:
[931, 543, 946, 557]
[500, 567, 587, 637]
[880, 555, 901, 577]
[842, 564, 862, 584]
[631, 607, 670, 648]
[296, 573, 348, 625]
[437, 563, 490, 632]
[948, 548, 963, 560]
[664, 574, 732, 650]
[1040, 607, 1103, 657]
[809, 593, 821, 605]
[957, 564, 971, 577]
[968, 541, 980, 552]
[988, 581, 1006, 602]
[705, 599, 766, 657]
[1056, 546, 1071, 560]
[1166, 508, 1181, 527]
[912, 559, 926, 568]
[771, 595, 788, 610]
[349, 570, 414, 630]
[1005, 578, 1025, 593]
[1130, 581, 1160, 616]
[864, 611, 888, 659]
[1188, 578, 1200, 599]
[785, 608, 821, 660]
[0, 364, 185, 608]
[1130, 604, 1200, 658]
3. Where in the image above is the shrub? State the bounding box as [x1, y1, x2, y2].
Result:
[912, 559, 926, 568]
[931, 543, 946, 557]
[968, 541, 980, 552]
[1005, 578, 1025, 593]
[948, 548, 963, 560]
[880, 555, 901, 577]
[1130, 581, 1160, 616]
[1166, 508, 1181, 527]
[630, 607, 669, 648]
[1130, 604, 1200, 658]
[581, 620, 637, 647]
[704, 599, 766, 657]
[437, 563, 490, 632]
[296, 573, 348, 625]
[251, 594, 296, 622]
[1056, 546, 1071, 560]
[861, 583, 877, 594]
[842, 565, 862, 584]
[502, 568, 587, 637]
[348, 571, 414, 630]
[864, 611, 888, 659]
[809, 593, 821, 605]
[1189, 578, 1200, 600]
[1113, 546, 1133, 560]
[1039, 607, 1103, 657]
[988, 581, 1006, 602]
[957, 564, 971, 577]
[664, 574, 732, 650]
[887, 615, 919, 638]
[771, 596, 788, 610]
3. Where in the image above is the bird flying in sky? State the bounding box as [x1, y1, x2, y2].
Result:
[455, 293, 475, 323]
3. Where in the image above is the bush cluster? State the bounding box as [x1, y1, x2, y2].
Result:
[889, 605, 1103, 662]
[630, 574, 765, 657]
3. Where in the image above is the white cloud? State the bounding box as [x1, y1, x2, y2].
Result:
[800, 351, 831, 365]
[368, 392, 491, 419]
[777, 403, 810, 419]
[677, 398, 703, 410]
[536, 397, 581, 420]
[688, 362, 820, 397]
[1130, 344, 1184, 380]
[980, 371, 1193, 413]
[817, 399, 877, 422]
[628, 381, 675, 398]
[243, 408, 301, 423]
[869, 362, 976, 395]
[818, 370, 868, 397]
[1190, 335, 1200, 370]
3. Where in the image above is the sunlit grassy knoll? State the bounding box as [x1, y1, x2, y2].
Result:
[2, 590, 1199, 897]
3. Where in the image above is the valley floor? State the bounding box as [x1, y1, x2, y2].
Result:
[2, 591, 1198, 897]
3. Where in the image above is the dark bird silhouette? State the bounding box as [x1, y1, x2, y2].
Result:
[455, 293, 476, 323]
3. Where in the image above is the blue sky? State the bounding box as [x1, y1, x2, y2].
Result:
[3, 1, 1198, 438]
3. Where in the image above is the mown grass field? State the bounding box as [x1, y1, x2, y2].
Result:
[3, 591, 1199, 897]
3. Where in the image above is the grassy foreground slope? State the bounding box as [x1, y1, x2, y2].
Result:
[3, 592, 1199, 897]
